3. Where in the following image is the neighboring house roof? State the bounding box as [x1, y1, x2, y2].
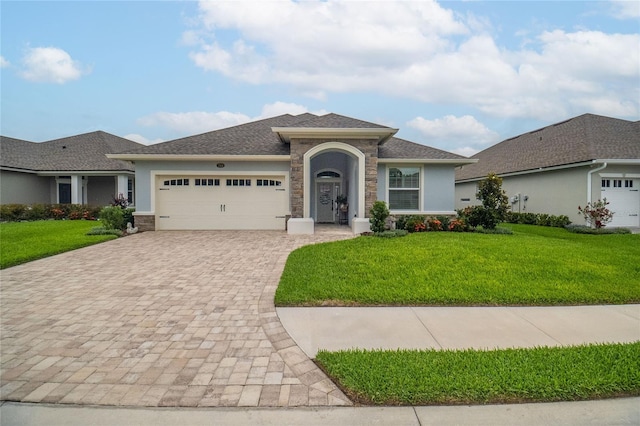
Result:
[113, 113, 468, 161]
[456, 114, 640, 182]
[0, 131, 143, 173]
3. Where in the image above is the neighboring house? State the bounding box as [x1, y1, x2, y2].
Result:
[109, 113, 475, 234]
[455, 114, 640, 228]
[0, 131, 143, 206]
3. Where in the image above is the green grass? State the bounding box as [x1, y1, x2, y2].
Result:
[0, 220, 118, 269]
[316, 342, 640, 405]
[275, 224, 640, 306]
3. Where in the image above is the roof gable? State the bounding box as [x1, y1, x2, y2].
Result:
[456, 114, 640, 181]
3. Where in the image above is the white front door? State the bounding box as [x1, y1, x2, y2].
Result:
[316, 181, 340, 223]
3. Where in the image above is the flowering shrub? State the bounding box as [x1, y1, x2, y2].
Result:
[449, 219, 467, 232]
[578, 199, 614, 229]
[426, 218, 442, 231]
[50, 208, 65, 219]
[414, 222, 426, 232]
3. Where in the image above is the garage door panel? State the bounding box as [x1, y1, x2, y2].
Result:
[155, 175, 288, 230]
[601, 178, 640, 228]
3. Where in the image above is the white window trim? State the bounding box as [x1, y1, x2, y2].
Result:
[386, 164, 422, 212]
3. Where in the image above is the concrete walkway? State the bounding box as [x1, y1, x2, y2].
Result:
[278, 305, 640, 357]
[2, 398, 639, 425]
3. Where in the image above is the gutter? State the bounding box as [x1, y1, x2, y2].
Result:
[587, 161, 608, 204]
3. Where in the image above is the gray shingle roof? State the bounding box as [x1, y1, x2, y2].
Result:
[1, 131, 142, 172]
[292, 113, 392, 129]
[456, 114, 640, 181]
[119, 114, 311, 156]
[117, 113, 463, 160]
[379, 137, 468, 160]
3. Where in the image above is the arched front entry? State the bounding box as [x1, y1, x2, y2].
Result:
[303, 142, 366, 222]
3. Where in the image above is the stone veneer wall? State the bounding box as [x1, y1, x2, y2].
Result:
[134, 214, 155, 232]
[289, 138, 379, 218]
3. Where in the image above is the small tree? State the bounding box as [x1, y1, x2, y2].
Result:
[578, 198, 614, 229]
[369, 201, 390, 233]
[474, 173, 509, 229]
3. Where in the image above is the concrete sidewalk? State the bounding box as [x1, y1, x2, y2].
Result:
[277, 304, 640, 357]
[2, 398, 639, 426]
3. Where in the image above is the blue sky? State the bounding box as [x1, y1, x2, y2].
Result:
[1, 0, 638, 156]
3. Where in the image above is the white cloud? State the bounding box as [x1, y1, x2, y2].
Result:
[137, 110, 251, 135]
[184, 1, 639, 121]
[123, 134, 165, 145]
[20, 47, 90, 84]
[137, 101, 327, 136]
[0, 56, 9, 68]
[408, 115, 499, 156]
[609, 0, 640, 19]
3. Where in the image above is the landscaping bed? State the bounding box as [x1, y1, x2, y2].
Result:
[275, 224, 640, 306]
[316, 342, 640, 405]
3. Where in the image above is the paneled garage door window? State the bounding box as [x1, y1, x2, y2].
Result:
[163, 178, 190, 186]
[195, 178, 220, 186]
[256, 179, 282, 187]
[226, 179, 251, 187]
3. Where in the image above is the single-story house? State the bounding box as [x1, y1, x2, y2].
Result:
[109, 113, 475, 234]
[455, 114, 640, 227]
[0, 131, 142, 206]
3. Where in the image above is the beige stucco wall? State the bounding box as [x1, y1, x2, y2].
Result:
[456, 167, 590, 224]
[0, 170, 52, 204]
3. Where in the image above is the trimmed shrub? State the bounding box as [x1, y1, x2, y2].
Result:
[369, 201, 390, 233]
[505, 212, 571, 228]
[375, 230, 408, 238]
[0, 204, 27, 221]
[99, 206, 125, 230]
[426, 217, 443, 231]
[565, 224, 631, 235]
[86, 227, 123, 237]
[403, 215, 426, 233]
[123, 208, 135, 227]
[448, 219, 468, 232]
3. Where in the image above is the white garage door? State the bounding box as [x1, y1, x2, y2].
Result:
[601, 178, 640, 228]
[155, 175, 288, 230]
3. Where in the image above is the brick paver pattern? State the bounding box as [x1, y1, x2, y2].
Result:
[1, 231, 353, 407]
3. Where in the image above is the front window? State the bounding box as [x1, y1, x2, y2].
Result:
[388, 167, 420, 210]
[127, 178, 135, 205]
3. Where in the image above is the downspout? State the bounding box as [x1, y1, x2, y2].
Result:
[587, 161, 608, 204]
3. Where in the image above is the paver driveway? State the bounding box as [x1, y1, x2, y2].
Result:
[1, 230, 353, 407]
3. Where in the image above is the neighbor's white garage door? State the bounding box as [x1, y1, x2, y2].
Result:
[602, 178, 639, 227]
[155, 175, 288, 230]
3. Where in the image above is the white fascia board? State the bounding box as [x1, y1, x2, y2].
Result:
[456, 160, 596, 183]
[593, 159, 640, 165]
[36, 170, 135, 176]
[379, 158, 478, 165]
[272, 127, 398, 143]
[0, 166, 38, 174]
[106, 154, 291, 162]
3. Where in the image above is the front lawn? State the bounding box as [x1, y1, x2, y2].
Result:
[0, 220, 117, 269]
[316, 342, 640, 405]
[276, 224, 640, 306]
